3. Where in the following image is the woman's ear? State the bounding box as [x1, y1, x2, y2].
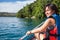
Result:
[51, 10, 55, 14]
[53, 10, 55, 13]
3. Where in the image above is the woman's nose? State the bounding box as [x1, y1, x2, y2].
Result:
[45, 12, 48, 14]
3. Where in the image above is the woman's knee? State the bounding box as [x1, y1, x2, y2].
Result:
[34, 33, 40, 36]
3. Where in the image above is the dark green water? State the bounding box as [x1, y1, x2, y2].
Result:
[0, 17, 42, 40]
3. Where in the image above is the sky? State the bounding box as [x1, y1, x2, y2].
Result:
[0, 0, 36, 13]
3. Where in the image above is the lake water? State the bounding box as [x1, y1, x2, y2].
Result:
[0, 17, 42, 40]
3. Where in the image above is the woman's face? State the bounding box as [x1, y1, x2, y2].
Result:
[45, 6, 54, 17]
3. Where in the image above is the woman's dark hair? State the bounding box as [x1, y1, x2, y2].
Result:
[44, 3, 59, 15]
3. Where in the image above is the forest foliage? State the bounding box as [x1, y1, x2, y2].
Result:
[16, 0, 60, 19]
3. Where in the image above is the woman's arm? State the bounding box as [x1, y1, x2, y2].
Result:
[26, 18, 55, 34]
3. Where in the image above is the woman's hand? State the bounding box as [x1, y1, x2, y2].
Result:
[26, 31, 31, 35]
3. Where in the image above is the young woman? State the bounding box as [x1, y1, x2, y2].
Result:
[26, 3, 60, 40]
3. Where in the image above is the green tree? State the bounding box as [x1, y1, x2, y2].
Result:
[16, 0, 60, 19]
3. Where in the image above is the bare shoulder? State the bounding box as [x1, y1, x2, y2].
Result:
[47, 18, 55, 22]
[44, 18, 55, 24]
[46, 18, 55, 25]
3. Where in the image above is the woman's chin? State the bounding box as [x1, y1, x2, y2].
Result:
[47, 16, 49, 17]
